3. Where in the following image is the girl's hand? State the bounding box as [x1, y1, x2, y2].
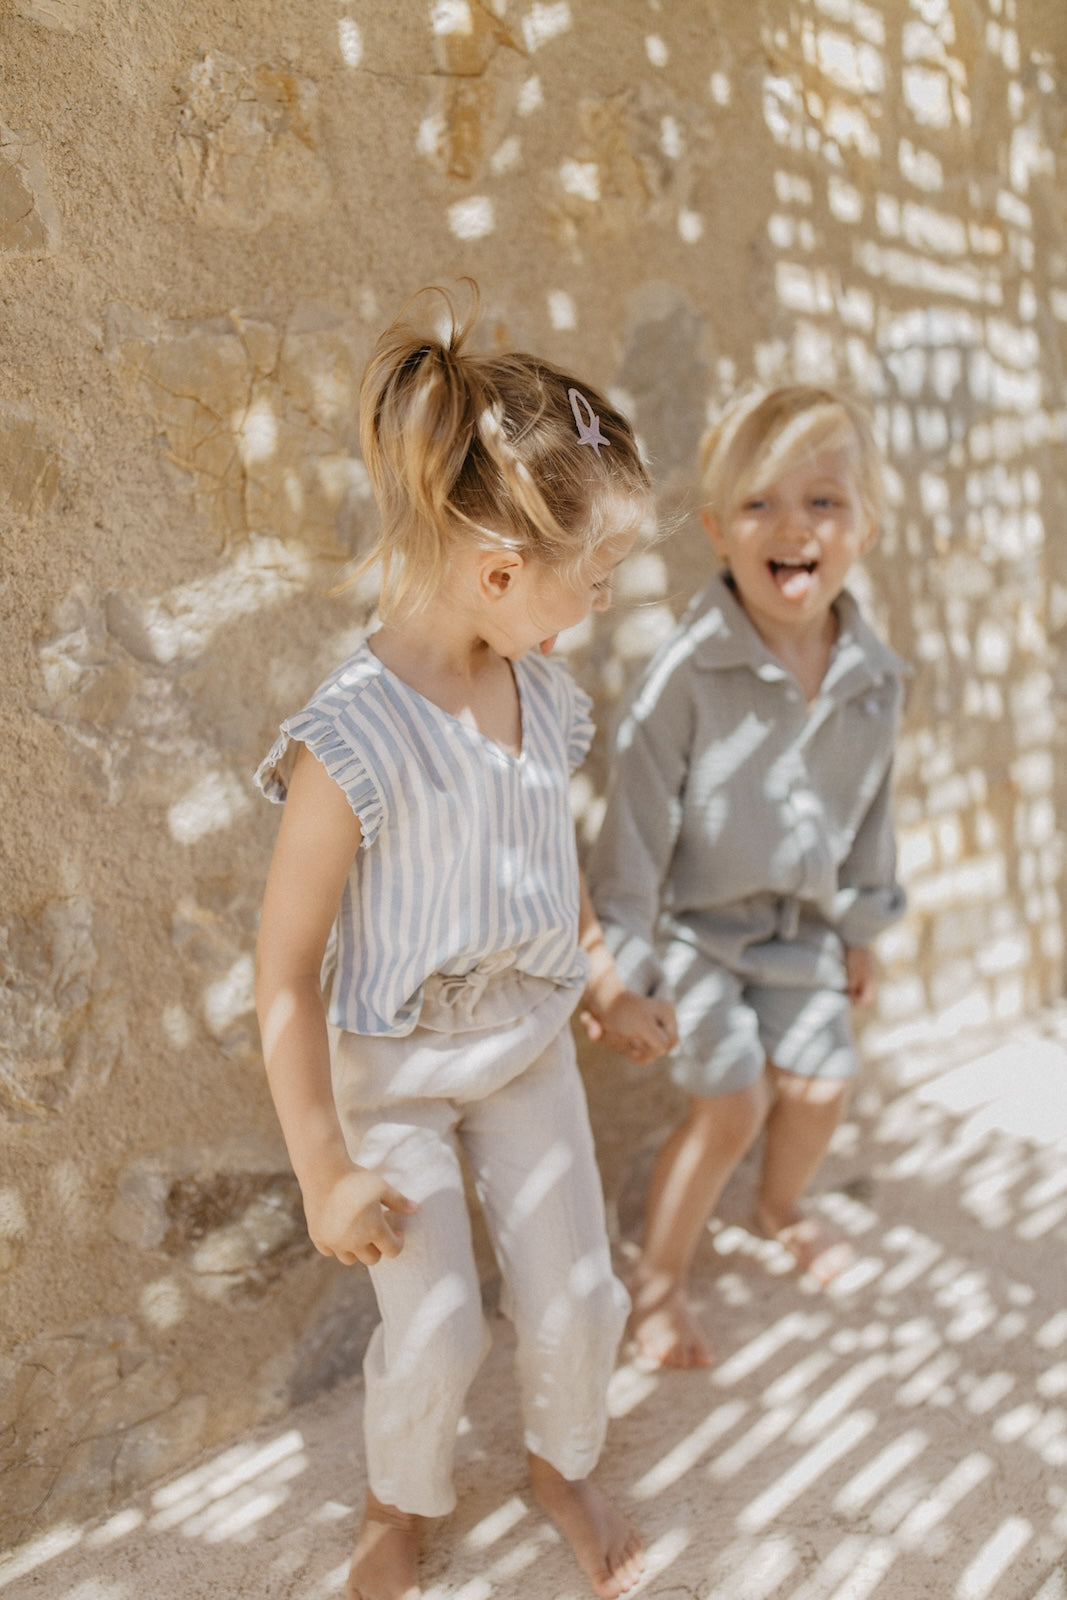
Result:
[302, 1164, 417, 1267]
[844, 944, 878, 1007]
[581, 989, 678, 1066]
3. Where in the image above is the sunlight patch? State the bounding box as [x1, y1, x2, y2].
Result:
[448, 196, 494, 239]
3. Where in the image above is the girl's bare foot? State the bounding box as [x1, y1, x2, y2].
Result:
[346, 1493, 424, 1600]
[753, 1205, 856, 1284]
[528, 1453, 645, 1598]
[627, 1285, 714, 1369]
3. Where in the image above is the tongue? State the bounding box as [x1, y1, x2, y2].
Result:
[777, 566, 814, 600]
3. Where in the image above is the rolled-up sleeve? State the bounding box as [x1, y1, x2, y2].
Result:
[832, 759, 906, 946]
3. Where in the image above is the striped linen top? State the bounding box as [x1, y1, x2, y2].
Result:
[256, 641, 594, 1036]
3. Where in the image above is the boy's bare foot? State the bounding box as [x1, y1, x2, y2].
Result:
[346, 1493, 424, 1600]
[528, 1453, 645, 1597]
[753, 1206, 856, 1284]
[627, 1285, 714, 1369]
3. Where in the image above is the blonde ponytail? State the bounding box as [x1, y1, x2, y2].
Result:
[351, 283, 651, 622]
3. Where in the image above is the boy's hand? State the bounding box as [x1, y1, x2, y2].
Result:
[581, 989, 677, 1065]
[302, 1163, 417, 1267]
[844, 944, 878, 1007]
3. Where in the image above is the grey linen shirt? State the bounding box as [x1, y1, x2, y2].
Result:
[588, 572, 909, 998]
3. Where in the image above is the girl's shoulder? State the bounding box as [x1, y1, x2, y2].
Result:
[255, 641, 388, 829]
[301, 639, 384, 717]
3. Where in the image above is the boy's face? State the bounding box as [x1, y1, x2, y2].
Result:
[704, 446, 877, 639]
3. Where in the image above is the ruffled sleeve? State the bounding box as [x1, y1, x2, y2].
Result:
[254, 709, 385, 849]
[565, 678, 595, 772]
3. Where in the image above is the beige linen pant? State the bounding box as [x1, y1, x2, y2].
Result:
[331, 961, 630, 1517]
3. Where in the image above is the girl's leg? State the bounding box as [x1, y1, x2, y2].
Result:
[459, 1031, 644, 1598]
[342, 1108, 489, 1599]
[346, 1494, 424, 1600]
[355, 1112, 490, 1517]
[754, 1064, 853, 1281]
[628, 1082, 767, 1367]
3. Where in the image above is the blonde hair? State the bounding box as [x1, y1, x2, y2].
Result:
[355, 283, 652, 621]
[699, 385, 884, 528]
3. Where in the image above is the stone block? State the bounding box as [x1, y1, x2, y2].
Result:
[0, 407, 61, 516]
[174, 52, 331, 229]
[112, 309, 369, 547]
[0, 1320, 208, 1537]
[0, 126, 60, 254]
[109, 1143, 310, 1302]
[0, 900, 122, 1122]
[13, 0, 89, 27]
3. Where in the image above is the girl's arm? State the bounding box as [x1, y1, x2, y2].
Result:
[255, 744, 415, 1266]
[578, 870, 677, 1065]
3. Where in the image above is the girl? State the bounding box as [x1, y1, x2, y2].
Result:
[254, 285, 676, 1600]
[589, 385, 908, 1369]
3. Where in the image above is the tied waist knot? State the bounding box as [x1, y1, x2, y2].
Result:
[420, 950, 520, 1029]
[775, 899, 801, 941]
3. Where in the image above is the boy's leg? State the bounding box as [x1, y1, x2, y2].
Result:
[753, 983, 858, 1281]
[459, 1028, 644, 1598]
[628, 1082, 766, 1366]
[754, 1066, 853, 1280]
[627, 948, 769, 1366]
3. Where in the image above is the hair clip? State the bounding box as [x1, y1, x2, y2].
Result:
[568, 387, 609, 456]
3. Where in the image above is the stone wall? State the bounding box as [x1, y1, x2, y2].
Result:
[2, 0, 1065, 1548]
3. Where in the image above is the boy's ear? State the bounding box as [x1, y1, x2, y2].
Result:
[858, 515, 879, 556]
[701, 508, 727, 559]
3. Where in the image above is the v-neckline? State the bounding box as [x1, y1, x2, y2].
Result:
[367, 642, 526, 764]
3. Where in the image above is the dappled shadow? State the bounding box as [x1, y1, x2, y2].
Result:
[5, 1016, 1067, 1598]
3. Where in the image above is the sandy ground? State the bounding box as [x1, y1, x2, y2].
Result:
[4, 1013, 1067, 1600]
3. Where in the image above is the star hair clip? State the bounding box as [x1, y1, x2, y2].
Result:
[568, 387, 609, 456]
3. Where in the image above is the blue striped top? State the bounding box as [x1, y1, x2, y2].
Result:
[256, 641, 594, 1036]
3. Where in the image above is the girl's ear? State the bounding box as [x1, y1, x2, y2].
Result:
[478, 549, 525, 599]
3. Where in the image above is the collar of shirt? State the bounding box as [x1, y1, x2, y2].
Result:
[685, 570, 911, 704]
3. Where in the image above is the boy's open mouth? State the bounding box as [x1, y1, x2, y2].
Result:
[768, 557, 818, 599]
[768, 558, 817, 576]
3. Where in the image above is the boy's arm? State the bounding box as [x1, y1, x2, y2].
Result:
[843, 944, 879, 1006]
[255, 745, 415, 1264]
[833, 758, 906, 947]
[578, 871, 677, 1064]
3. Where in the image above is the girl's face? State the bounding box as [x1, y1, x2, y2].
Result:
[706, 446, 876, 640]
[509, 525, 637, 658]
